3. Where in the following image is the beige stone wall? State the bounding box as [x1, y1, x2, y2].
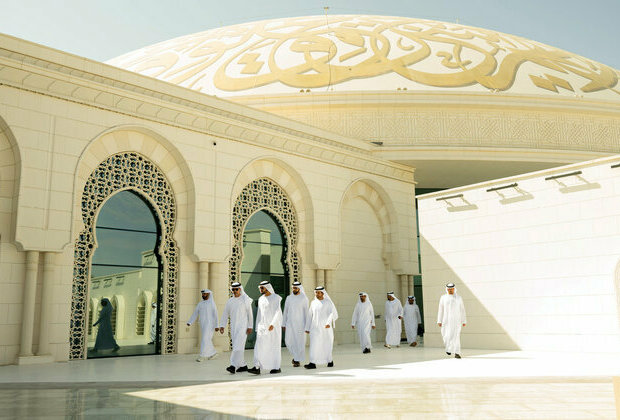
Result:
[0, 36, 417, 364]
[418, 156, 620, 353]
[332, 193, 400, 345]
[238, 93, 620, 153]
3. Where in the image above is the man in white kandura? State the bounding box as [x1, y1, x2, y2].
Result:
[304, 286, 338, 369]
[219, 282, 253, 374]
[403, 295, 422, 347]
[384, 291, 403, 349]
[282, 281, 308, 367]
[351, 292, 375, 354]
[248, 281, 283, 375]
[187, 289, 218, 361]
[437, 283, 467, 359]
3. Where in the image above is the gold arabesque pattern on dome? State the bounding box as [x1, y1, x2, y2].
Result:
[109, 15, 619, 96]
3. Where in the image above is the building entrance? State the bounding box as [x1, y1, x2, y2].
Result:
[241, 210, 289, 348]
[86, 190, 163, 358]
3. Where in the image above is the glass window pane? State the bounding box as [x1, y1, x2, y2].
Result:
[96, 190, 158, 232]
[244, 210, 283, 244]
[88, 190, 161, 359]
[92, 229, 157, 268]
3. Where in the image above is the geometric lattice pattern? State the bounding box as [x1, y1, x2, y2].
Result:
[70, 152, 178, 359]
[230, 177, 300, 286]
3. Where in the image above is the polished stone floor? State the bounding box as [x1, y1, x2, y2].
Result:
[1, 344, 618, 419]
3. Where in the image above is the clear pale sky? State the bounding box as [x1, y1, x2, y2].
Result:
[2, 0, 619, 69]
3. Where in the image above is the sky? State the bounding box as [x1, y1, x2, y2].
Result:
[1, 0, 619, 69]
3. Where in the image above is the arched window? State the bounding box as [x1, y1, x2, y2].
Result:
[241, 210, 289, 348]
[87, 190, 162, 358]
[136, 295, 146, 336]
[110, 298, 118, 336]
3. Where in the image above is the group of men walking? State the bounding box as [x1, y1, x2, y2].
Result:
[186, 280, 466, 374]
[350, 292, 422, 352]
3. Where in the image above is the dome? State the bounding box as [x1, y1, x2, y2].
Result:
[107, 15, 620, 101]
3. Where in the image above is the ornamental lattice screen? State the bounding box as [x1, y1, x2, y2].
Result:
[230, 177, 300, 286]
[70, 152, 179, 359]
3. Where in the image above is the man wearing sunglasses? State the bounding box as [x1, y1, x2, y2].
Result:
[219, 282, 253, 373]
[248, 281, 283, 374]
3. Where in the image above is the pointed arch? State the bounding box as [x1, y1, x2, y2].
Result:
[0, 116, 21, 244]
[70, 152, 179, 359]
[340, 179, 401, 270]
[232, 157, 314, 264]
[230, 178, 300, 286]
[73, 125, 196, 253]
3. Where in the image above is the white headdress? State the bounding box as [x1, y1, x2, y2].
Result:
[354, 291, 372, 312]
[291, 281, 306, 297]
[231, 282, 252, 304]
[259, 280, 276, 296]
[445, 283, 457, 294]
[314, 286, 339, 322]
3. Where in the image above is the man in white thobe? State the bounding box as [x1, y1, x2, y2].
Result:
[437, 283, 467, 358]
[304, 286, 338, 369]
[248, 281, 283, 374]
[187, 289, 218, 361]
[403, 295, 422, 347]
[351, 292, 375, 354]
[149, 302, 157, 344]
[282, 281, 308, 367]
[219, 282, 253, 374]
[384, 291, 403, 348]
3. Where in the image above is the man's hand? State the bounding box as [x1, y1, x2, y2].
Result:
[438, 323, 442, 327]
[246, 328, 252, 335]
[268, 325, 274, 331]
[351, 325, 355, 329]
[325, 324, 330, 329]
[462, 323, 466, 327]
[372, 326, 376, 330]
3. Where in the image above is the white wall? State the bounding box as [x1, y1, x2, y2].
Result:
[333, 195, 400, 344]
[418, 156, 620, 353]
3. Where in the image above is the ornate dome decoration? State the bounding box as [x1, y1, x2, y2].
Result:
[108, 15, 620, 100]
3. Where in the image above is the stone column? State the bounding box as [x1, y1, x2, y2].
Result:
[198, 261, 210, 292]
[19, 251, 39, 357]
[324, 269, 333, 292]
[408, 275, 414, 296]
[400, 274, 408, 301]
[37, 252, 56, 356]
[315, 269, 325, 289]
[323, 269, 336, 344]
[196, 261, 211, 350]
[209, 261, 229, 350]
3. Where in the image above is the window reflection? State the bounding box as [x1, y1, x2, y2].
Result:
[241, 210, 289, 348]
[87, 190, 162, 358]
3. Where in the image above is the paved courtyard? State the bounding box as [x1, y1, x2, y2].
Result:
[1, 344, 618, 419]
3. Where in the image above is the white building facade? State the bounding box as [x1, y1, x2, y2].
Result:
[1, 14, 619, 365]
[0, 34, 418, 365]
[418, 156, 620, 352]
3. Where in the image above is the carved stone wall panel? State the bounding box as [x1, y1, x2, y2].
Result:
[274, 108, 620, 152]
[70, 152, 179, 360]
